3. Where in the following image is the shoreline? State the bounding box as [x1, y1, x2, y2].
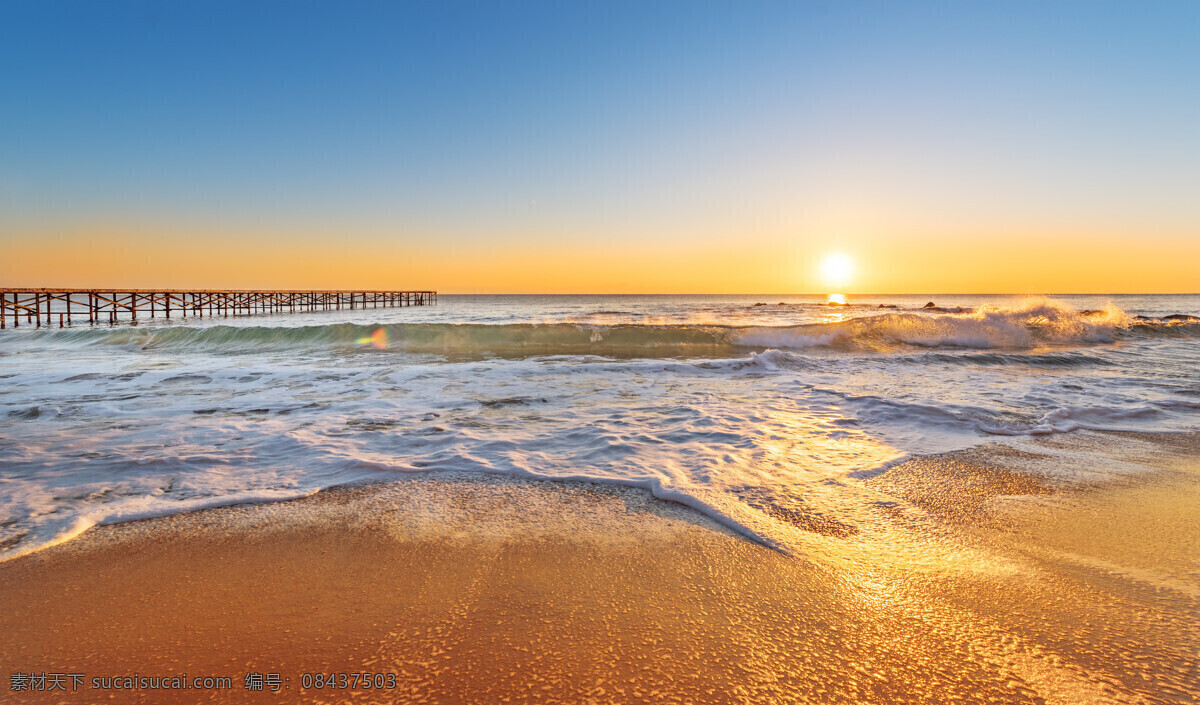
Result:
[1, 433, 1197, 703]
[4, 427, 1196, 567]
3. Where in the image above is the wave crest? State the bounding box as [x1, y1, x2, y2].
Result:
[10, 299, 1197, 356]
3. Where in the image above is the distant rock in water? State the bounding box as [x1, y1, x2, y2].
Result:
[921, 302, 972, 313]
[778, 302, 788, 306]
[878, 304, 898, 309]
[826, 301, 847, 307]
[753, 302, 768, 307]
[1080, 310, 1105, 316]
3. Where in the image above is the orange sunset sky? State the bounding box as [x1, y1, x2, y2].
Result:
[5, 219, 1198, 294]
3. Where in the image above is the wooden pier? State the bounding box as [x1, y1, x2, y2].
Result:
[0, 289, 436, 328]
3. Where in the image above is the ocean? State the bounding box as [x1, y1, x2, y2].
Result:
[1, 293, 1198, 559]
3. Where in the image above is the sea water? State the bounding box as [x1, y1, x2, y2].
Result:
[1, 294, 1198, 558]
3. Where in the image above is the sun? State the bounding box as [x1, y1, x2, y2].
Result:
[819, 252, 855, 290]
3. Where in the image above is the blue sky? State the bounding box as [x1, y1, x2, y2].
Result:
[2, 1, 1199, 291]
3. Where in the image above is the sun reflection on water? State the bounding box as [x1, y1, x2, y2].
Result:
[821, 294, 852, 323]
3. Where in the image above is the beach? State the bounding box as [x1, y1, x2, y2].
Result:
[7, 1, 1200, 700]
[2, 430, 1196, 703]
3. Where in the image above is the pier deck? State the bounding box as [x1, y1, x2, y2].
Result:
[0, 289, 436, 328]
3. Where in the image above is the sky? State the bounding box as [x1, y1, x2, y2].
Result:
[2, 1, 1198, 293]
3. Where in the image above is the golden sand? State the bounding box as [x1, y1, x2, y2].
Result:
[1, 433, 1197, 703]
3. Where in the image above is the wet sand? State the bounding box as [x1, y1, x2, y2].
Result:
[1, 432, 1197, 703]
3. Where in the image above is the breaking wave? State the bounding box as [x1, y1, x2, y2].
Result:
[10, 299, 1197, 357]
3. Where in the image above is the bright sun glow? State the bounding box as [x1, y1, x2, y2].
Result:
[819, 252, 855, 289]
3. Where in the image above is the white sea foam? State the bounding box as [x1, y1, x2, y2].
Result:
[731, 299, 1137, 352]
[1, 294, 1197, 559]
[1031, 405, 1163, 434]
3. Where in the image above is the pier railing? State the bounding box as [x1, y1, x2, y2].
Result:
[0, 289, 437, 328]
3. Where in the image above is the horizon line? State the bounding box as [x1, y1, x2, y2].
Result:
[3, 288, 1197, 297]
